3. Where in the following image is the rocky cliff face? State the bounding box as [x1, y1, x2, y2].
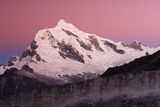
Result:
[0, 50, 160, 107]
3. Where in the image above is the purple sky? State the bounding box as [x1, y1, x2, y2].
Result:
[0, 0, 160, 63]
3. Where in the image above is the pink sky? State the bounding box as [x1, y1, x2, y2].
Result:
[0, 0, 160, 63]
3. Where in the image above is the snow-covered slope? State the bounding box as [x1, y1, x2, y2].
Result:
[0, 66, 4, 75]
[0, 19, 159, 82]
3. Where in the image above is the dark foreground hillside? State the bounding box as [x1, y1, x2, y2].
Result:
[0, 50, 160, 107]
[101, 50, 160, 76]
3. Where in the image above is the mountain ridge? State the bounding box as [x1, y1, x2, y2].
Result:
[0, 19, 159, 83]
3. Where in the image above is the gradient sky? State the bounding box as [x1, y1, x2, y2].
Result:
[0, 0, 160, 64]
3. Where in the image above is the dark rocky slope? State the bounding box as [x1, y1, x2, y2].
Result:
[0, 65, 98, 98]
[0, 65, 64, 97]
[0, 50, 160, 107]
[101, 50, 160, 76]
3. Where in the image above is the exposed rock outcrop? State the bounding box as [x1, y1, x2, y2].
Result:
[58, 41, 85, 63]
[104, 40, 125, 54]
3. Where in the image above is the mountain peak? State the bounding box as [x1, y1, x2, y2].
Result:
[56, 19, 80, 34]
[121, 40, 144, 51]
[131, 40, 143, 46]
[57, 19, 68, 26]
[0, 19, 158, 85]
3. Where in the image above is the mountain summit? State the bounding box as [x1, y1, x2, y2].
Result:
[0, 19, 159, 83]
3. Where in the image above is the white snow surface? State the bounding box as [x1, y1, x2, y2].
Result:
[0, 19, 160, 80]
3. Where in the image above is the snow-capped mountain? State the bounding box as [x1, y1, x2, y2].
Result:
[0, 19, 159, 83]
